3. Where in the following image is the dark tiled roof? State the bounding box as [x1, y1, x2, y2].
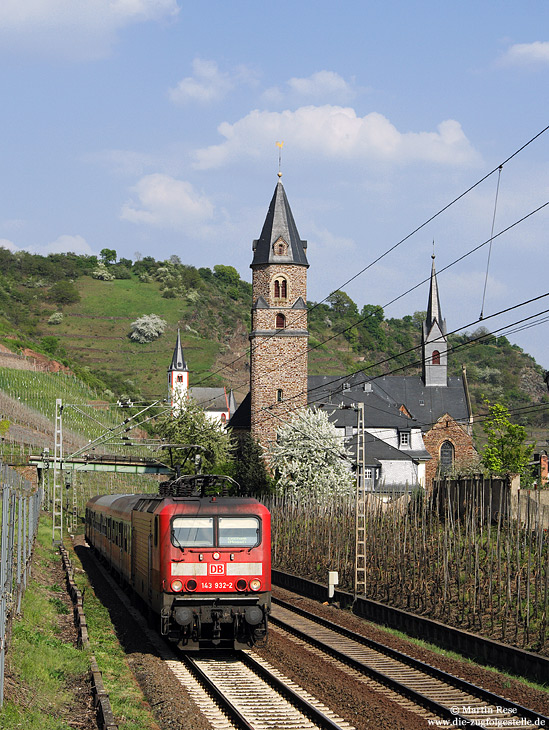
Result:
[251, 181, 308, 267]
[190, 387, 229, 413]
[308, 374, 469, 432]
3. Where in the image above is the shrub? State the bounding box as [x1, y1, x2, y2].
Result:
[92, 263, 115, 281]
[47, 312, 64, 325]
[47, 281, 80, 305]
[129, 314, 167, 343]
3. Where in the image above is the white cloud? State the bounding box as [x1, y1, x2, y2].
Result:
[0, 238, 19, 252]
[193, 106, 479, 170]
[45, 234, 95, 255]
[263, 71, 356, 105]
[0, 0, 179, 59]
[0, 234, 94, 256]
[169, 58, 256, 105]
[499, 41, 549, 68]
[120, 173, 215, 231]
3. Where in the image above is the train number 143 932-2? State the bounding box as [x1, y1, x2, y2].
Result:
[202, 581, 234, 590]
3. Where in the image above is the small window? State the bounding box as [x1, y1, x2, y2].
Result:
[277, 389, 283, 402]
[274, 280, 280, 298]
[172, 517, 214, 547]
[399, 431, 410, 447]
[281, 279, 287, 298]
[177, 375, 183, 382]
[432, 350, 441, 365]
[221, 413, 227, 422]
[275, 313, 285, 329]
[219, 517, 260, 547]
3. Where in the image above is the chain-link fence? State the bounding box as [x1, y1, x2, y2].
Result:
[0, 462, 41, 707]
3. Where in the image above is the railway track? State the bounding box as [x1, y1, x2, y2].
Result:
[176, 650, 354, 730]
[270, 597, 549, 729]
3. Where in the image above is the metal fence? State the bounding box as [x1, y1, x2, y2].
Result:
[0, 462, 42, 707]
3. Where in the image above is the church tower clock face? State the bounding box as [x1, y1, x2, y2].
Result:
[249, 179, 309, 450]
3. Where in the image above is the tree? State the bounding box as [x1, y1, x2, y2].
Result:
[100, 248, 117, 264]
[129, 314, 167, 343]
[270, 407, 354, 499]
[232, 433, 273, 495]
[327, 290, 358, 317]
[213, 264, 241, 288]
[155, 396, 233, 474]
[481, 401, 534, 480]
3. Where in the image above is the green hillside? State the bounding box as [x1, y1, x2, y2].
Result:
[0, 248, 547, 429]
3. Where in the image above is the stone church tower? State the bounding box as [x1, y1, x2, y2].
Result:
[249, 177, 309, 449]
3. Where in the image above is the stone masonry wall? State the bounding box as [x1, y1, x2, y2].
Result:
[250, 333, 308, 451]
[252, 264, 307, 305]
[422, 414, 477, 489]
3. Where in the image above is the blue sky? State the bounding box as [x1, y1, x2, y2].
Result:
[2, 1, 549, 369]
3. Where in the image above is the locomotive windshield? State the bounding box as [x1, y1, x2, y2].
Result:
[172, 517, 214, 547]
[171, 516, 260, 548]
[219, 517, 260, 547]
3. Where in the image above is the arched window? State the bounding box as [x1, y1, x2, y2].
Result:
[275, 313, 285, 329]
[440, 440, 454, 474]
[273, 276, 288, 300]
[277, 389, 283, 402]
[432, 350, 441, 365]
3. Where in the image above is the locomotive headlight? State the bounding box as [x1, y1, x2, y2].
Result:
[186, 579, 198, 592]
[171, 579, 183, 592]
[249, 579, 261, 592]
[213, 552, 220, 560]
[236, 579, 247, 591]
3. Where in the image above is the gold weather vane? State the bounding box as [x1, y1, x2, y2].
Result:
[276, 141, 284, 178]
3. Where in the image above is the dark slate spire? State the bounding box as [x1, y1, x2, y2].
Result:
[168, 329, 188, 372]
[251, 179, 309, 267]
[425, 254, 446, 334]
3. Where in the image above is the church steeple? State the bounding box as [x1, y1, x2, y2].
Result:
[168, 329, 189, 408]
[422, 255, 448, 387]
[251, 180, 308, 268]
[426, 254, 445, 334]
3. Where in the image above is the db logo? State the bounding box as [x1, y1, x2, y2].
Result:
[209, 563, 225, 575]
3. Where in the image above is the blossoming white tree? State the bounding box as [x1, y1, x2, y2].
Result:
[270, 407, 354, 499]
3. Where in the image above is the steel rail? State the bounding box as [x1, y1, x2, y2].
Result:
[184, 655, 255, 730]
[240, 650, 348, 730]
[186, 652, 351, 730]
[271, 598, 548, 729]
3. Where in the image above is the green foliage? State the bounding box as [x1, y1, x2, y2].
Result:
[213, 264, 241, 288]
[47, 280, 80, 305]
[0, 418, 9, 437]
[231, 433, 273, 495]
[100, 247, 117, 264]
[481, 401, 535, 479]
[155, 396, 233, 473]
[40, 336, 59, 356]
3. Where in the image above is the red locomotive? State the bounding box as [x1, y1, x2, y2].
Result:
[85, 475, 271, 650]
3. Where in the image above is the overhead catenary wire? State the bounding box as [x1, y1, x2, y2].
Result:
[480, 165, 503, 320]
[178, 122, 549, 392]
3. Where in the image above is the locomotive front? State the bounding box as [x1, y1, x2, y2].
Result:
[159, 491, 271, 650]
